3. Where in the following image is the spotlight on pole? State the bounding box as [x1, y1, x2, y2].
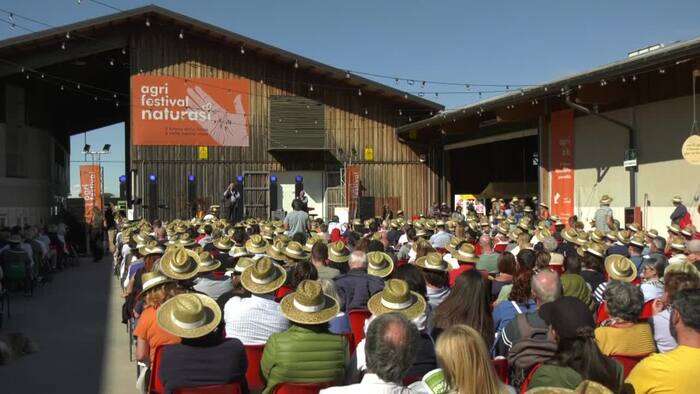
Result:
[102, 144, 111, 153]
[83, 144, 91, 153]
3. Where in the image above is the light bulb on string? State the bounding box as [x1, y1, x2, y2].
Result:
[659, 68, 666, 74]
[465, 84, 470, 90]
[40, 73, 44, 78]
[121, 48, 127, 55]
[408, 116, 412, 122]
[115, 101, 119, 107]
[109, 58, 115, 66]
[61, 41, 66, 50]
[294, 60, 299, 69]
[403, 94, 408, 99]
[394, 78, 399, 84]
[178, 30, 184, 39]
[345, 71, 351, 79]
[77, 83, 81, 89]
[398, 109, 402, 116]
[94, 96, 98, 101]
[65, 31, 71, 39]
[364, 108, 368, 115]
[60, 85, 64, 91]
[240, 45, 245, 54]
[113, 93, 118, 99]
[621, 76, 627, 83]
[25, 73, 29, 80]
[20, 66, 24, 73]
[308, 84, 314, 92]
[145, 18, 151, 27]
[357, 88, 362, 96]
[632, 75, 637, 81]
[435, 93, 439, 98]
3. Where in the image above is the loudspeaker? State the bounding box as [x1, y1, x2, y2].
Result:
[187, 175, 197, 217]
[270, 176, 278, 213]
[119, 175, 127, 200]
[358, 196, 375, 221]
[294, 175, 303, 198]
[147, 174, 158, 221]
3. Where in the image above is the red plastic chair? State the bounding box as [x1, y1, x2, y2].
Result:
[149, 346, 166, 394]
[173, 382, 243, 394]
[492, 358, 509, 384]
[640, 299, 655, 320]
[272, 381, 333, 394]
[596, 302, 610, 325]
[244, 345, 266, 392]
[347, 309, 372, 350]
[597, 300, 656, 325]
[519, 363, 542, 394]
[402, 376, 422, 385]
[275, 286, 294, 302]
[396, 258, 408, 267]
[612, 355, 646, 378]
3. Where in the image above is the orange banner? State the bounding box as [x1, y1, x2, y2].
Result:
[131, 75, 251, 146]
[80, 165, 103, 225]
[346, 165, 361, 216]
[550, 110, 575, 225]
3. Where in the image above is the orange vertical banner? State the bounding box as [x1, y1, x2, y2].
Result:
[346, 165, 361, 217]
[80, 165, 103, 224]
[550, 110, 575, 225]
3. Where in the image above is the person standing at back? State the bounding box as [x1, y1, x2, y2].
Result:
[594, 195, 614, 233]
[284, 199, 310, 243]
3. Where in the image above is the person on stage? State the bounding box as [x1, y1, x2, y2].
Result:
[223, 182, 241, 222]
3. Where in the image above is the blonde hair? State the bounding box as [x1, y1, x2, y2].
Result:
[435, 325, 503, 394]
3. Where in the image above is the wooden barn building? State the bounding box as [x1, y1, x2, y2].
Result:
[0, 5, 443, 224]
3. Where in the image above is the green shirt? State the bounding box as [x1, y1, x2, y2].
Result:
[529, 365, 582, 390]
[476, 252, 500, 273]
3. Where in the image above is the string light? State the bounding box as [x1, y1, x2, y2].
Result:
[632, 75, 637, 81]
[621, 76, 627, 83]
[60, 84, 64, 91]
[25, 73, 29, 79]
[294, 60, 299, 69]
[77, 83, 81, 89]
[61, 41, 66, 50]
[309, 84, 314, 92]
[345, 71, 350, 79]
[357, 88, 362, 96]
[364, 108, 368, 115]
[659, 68, 666, 74]
[178, 29, 184, 39]
[65, 31, 70, 39]
[109, 58, 115, 66]
[240, 45, 245, 54]
[145, 17, 150, 27]
[121, 48, 127, 55]
[398, 109, 402, 115]
[40, 73, 44, 78]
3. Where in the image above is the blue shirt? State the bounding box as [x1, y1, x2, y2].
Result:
[492, 299, 537, 332]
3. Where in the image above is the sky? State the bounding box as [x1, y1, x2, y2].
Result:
[1, 0, 700, 195]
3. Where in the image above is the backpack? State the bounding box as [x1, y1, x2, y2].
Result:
[507, 313, 557, 387]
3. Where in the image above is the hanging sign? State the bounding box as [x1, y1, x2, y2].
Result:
[198, 146, 209, 160]
[550, 110, 575, 225]
[131, 75, 251, 146]
[364, 147, 374, 161]
[79, 165, 103, 225]
[682, 134, 700, 165]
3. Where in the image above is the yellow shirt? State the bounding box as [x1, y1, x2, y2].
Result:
[594, 323, 656, 356]
[625, 345, 700, 393]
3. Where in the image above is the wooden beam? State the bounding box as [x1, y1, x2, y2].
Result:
[0, 33, 127, 78]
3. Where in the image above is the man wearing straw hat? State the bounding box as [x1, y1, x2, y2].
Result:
[223, 258, 289, 345]
[261, 280, 346, 393]
[594, 194, 615, 233]
[670, 195, 690, 226]
[156, 293, 247, 392]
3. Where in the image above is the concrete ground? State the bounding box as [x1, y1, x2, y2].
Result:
[0, 256, 134, 394]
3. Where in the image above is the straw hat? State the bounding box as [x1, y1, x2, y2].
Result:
[140, 272, 174, 295]
[509, 228, 524, 242]
[279, 280, 340, 325]
[672, 195, 683, 204]
[328, 241, 350, 263]
[455, 243, 479, 263]
[599, 195, 613, 205]
[229, 246, 250, 258]
[626, 223, 641, 233]
[539, 202, 549, 209]
[669, 236, 687, 252]
[213, 237, 234, 251]
[156, 293, 221, 339]
[266, 241, 288, 262]
[176, 233, 196, 247]
[629, 233, 646, 248]
[284, 241, 309, 261]
[585, 242, 606, 258]
[559, 228, 577, 244]
[197, 251, 221, 273]
[415, 252, 450, 272]
[8, 234, 22, 244]
[681, 225, 696, 238]
[604, 254, 637, 282]
[303, 236, 326, 252]
[367, 279, 427, 321]
[366, 251, 394, 278]
[232, 257, 255, 274]
[523, 206, 534, 213]
[605, 230, 619, 243]
[574, 232, 589, 247]
[240, 258, 287, 294]
[645, 229, 659, 239]
[245, 234, 268, 255]
[667, 223, 681, 235]
[590, 229, 606, 243]
[445, 237, 463, 255]
[496, 222, 510, 235]
[616, 230, 632, 245]
[159, 247, 200, 280]
[138, 240, 164, 257]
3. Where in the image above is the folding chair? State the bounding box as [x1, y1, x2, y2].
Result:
[244, 344, 266, 392]
[347, 309, 372, 350]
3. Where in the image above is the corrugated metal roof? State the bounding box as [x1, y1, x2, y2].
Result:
[398, 35, 700, 134]
[0, 5, 443, 111]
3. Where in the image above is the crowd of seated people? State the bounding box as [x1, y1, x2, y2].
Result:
[114, 194, 700, 393]
[0, 223, 75, 297]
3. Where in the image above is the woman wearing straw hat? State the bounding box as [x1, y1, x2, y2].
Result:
[156, 293, 247, 393]
[347, 279, 436, 384]
[134, 272, 181, 366]
[592, 254, 638, 304]
[223, 258, 289, 345]
[261, 280, 346, 393]
[159, 247, 200, 283]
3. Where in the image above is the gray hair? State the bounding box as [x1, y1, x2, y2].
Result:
[542, 236, 558, 253]
[531, 270, 562, 304]
[652, 237, 666, 251]
[349, 250, 367, 269]
[605, 280, 644, 322]
[318, 278, 340, 302]
[365, 312, 418, 384]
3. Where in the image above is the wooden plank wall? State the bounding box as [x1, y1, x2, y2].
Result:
[129, 28, 437, 220]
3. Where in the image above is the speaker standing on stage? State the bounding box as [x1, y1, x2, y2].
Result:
[298, 190, 309, 212]
[223, 182, 241, 222]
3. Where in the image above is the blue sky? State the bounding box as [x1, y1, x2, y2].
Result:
[2, 0, 700, 195]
